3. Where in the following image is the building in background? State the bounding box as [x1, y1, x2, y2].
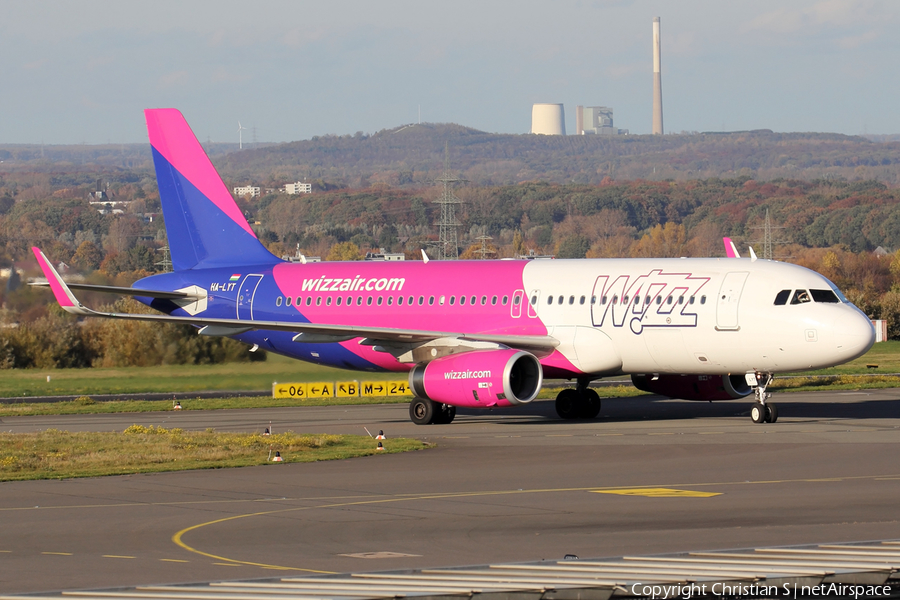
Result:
[579, 106, 628, 135]
[233, 185, 261, 198]
[531, 104, 566, 135]
[284, 181, 312, 195]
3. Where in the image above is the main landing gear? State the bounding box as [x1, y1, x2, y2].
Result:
[409, 397, 456, 425]
[749, 372, 778, 424]
[555, 380, 602, 420]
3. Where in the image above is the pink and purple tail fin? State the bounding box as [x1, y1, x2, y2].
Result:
[145, 109, 278, 271]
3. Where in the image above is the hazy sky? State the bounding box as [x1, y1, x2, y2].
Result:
[1, 0, 897, 144]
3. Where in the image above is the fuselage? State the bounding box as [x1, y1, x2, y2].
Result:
[136, 256, 875, 379]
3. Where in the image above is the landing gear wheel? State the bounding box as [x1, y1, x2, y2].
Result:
[433, 404, 457, 424]
[750, 402, 767, 424]
[580, 389, 602, 419]
[409, 397, 436, 425]
[555, 389, 581, 420]
[766, 403, 778, 424]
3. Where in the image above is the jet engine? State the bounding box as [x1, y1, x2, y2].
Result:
[631, 373, 752, 401]
[409, 349, 542, 408]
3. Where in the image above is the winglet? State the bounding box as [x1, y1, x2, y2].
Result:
[723, 237, 741, 258]
[31, 247, 91, 315]
[421, 249, 430, 264]
[749, 246, 758, 262]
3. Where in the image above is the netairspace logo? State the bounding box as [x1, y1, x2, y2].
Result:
[444, 370, 491, 380]
[629, 581, 893, 599]
[301, 276, 405, 293]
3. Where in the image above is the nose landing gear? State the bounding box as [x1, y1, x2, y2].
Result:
[749, 372, 777, 424]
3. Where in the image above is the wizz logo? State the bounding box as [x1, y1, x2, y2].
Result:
[591, 270, 710, 334]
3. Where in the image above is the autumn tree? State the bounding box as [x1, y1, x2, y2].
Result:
[326, 241, 363, 261]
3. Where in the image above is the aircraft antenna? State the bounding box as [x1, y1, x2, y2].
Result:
[433, 142, 466, 260]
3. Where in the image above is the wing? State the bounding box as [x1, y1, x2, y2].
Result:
[31, 247, 558, 353]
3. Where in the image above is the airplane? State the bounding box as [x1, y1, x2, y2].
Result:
[32, 109, 876, 426]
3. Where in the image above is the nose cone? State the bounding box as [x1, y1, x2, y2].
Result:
[833, 308, 876, 362]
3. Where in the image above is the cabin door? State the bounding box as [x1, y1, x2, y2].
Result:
[716, 271, 748, 331]
[237, 275, 263, 320]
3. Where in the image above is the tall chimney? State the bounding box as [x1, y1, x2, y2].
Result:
[652, 17, 664, 135]
[575, 105, 584, 135]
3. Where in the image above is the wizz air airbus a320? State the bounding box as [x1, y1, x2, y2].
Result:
[33, 109, 875, 425]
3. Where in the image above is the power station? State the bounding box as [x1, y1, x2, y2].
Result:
[530, 17, 661, 136]
[531, 103, 566, 135]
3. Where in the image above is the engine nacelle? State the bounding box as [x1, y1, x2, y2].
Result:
[631, 373, 752, 401]
[410, 349, 543, 408]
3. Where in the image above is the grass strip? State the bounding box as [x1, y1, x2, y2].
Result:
[0, 426, 429, 482]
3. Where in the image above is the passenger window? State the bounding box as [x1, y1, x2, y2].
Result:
[612, 295, 618, 304]
[429, 296, 435, 306]
[623, 295, 629, 304]
[530, 295, 537, 305]
[666, 296, 673, 305]
[356, 296, 362, 306]
[774, 290, 791, 305]
[377, 296, 383, 306]
[326, 296, 332, 306]
[471, 295, 477, 305]
[387, 296, 393, 306]
[461, 296, 467, 305]
[568, 296, 575, 305]
[397, 296, 403, 306]
[810, 289, 840, 303]
[347, 296, 353, 306]
[367, 297, 373, 306]
[450, 296, 455, 305]
[579, 296, 585, 305]
[408, 296, 414, 305]
[700, 295, 706, 304]
[678, 296, 684, 304]
[439, 295, 445, 305]
[336, 296, 342, 306]
[306, 297, 313, 306]
[276, 296, 283, 307]
[547, 296, 553, 305]
[655, 296, 661, 305]
[481, 296, 487, 305]
[491, 295, 498, 305]
[296, 296, 301, 305]
[557, 295, 563, 305]
[645, 296, 650, 304]
[285, 296, 292, 307]
[591, 296, 597, 304]
[502, 296, 508, 305]
[316, 297, 322, 306]
[514, 295, 521, 305]
[689, 296, 695, 305]
[634, 296, 640, 305]
[791, 290, 811, 305]
[418, 296, 424, 306]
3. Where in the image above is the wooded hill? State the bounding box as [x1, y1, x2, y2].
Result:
[216, 125, 900, 188]
[3, 125, 899, 187]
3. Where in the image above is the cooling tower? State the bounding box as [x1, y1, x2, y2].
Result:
[652, 17, 664, 135]
[531, 104, 566, 135]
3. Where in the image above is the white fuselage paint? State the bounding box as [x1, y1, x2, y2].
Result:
[521, 257, 874, 376]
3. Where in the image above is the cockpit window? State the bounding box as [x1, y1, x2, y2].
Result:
[774, 290, 790, 305]
[790, 289, 811, 305]
[810, 289, 840, 303]
[824, 278, 850, 303]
